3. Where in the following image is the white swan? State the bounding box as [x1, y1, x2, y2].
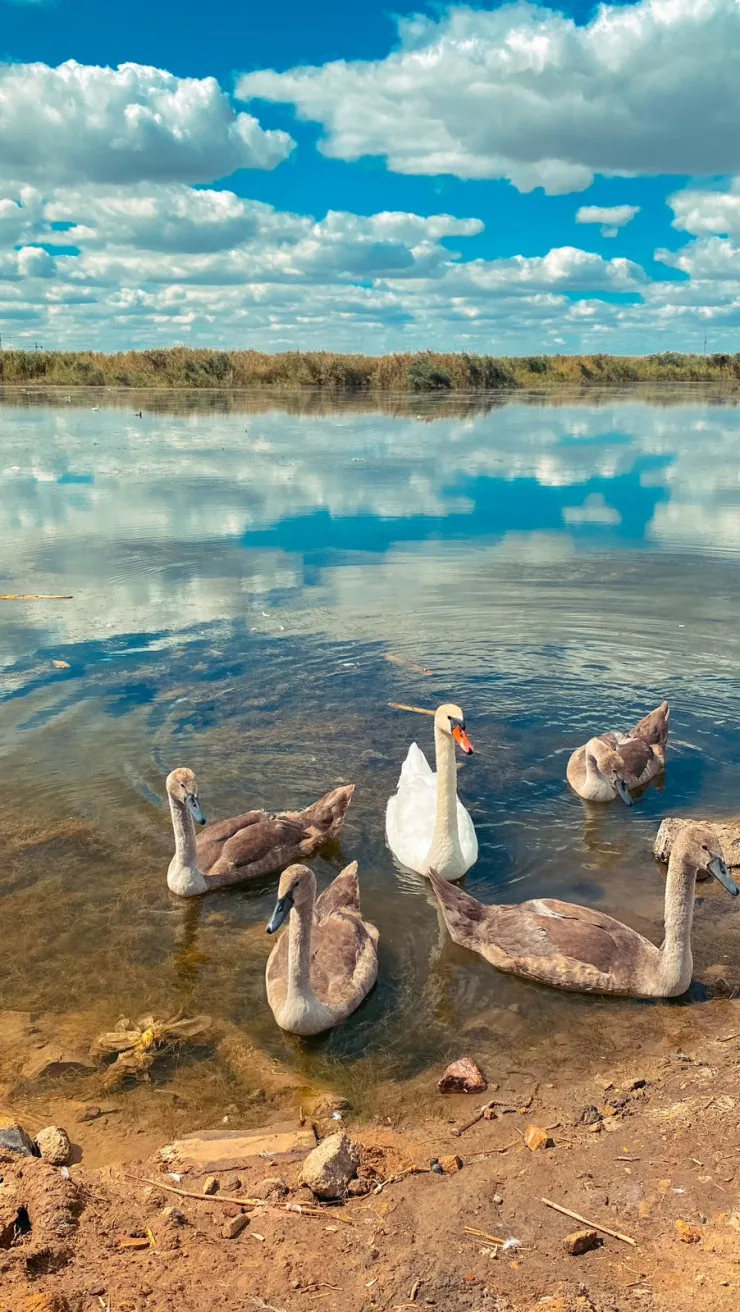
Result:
[385, 703, 478, 881]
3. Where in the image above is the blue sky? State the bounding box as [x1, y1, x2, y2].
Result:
[1, 0, 739, 354]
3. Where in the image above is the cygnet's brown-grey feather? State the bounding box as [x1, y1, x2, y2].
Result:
[429, 870, 654, 995]
[603, 699, 670, 786]
[569, 701, 669, 797]
[314, 858, 362, 917]
[604, 736, 654, 786]
[196, 784, 354, 885]
[266, 862, 378, 1021]
[628, 700, 670, 747]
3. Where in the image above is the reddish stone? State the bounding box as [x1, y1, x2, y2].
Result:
[437, 1057, 487, 1094]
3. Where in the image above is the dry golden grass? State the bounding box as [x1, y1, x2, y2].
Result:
[2, 347, 739, 391]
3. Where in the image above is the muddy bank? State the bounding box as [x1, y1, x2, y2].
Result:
[1, 999, 738, 1312]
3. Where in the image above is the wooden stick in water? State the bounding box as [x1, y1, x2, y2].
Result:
[388, 702, 435, 716]
[0, 593, 73, 601]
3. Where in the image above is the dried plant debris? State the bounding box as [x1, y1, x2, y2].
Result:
[92, 1014, 211, 1087]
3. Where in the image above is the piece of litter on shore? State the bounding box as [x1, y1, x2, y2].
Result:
[502, 1237, 521, 1252]
[251, 1231, 266, 1242]
[366, 1278, 377, 1288]
[168, 1173, 181, 1183]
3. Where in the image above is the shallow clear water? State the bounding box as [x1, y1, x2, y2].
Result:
[1, 386, 739, 1123]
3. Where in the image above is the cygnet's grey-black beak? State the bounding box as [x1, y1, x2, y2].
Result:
[708, 854, 739, 896]
[267, 890, 294, 934]
[615, 779, 633, 806]
[187, 794, 206, 825]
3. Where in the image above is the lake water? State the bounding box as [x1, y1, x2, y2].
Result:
[1, 386, 739, 1128]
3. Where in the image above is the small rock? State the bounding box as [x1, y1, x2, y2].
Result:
[224, 1175, 242, 1192]
[300, 1132, 359, 1199]
[524, 1124, 551, 1151]
[77, 1106, 102, 1122]
[438, 1154, 463, 1174]
[728, 1212, 740, 1232]
[675, 1219, 701, 1243]
[438, 1057, 487, 1095]
[34, 1125, 71, 1166]
[0, 1117, 37, 1156]
[579, 1106, 602, 1126]
[161, 1206, 186, 1225]
[222, 1213, 250, 1239]
[430, 1158, 444, 1174]
[563, 1228, 602, 1256]
[203, 1176, 219, 1195]
[347, 1177, 373, 1197]
[493, 1193, 504, 1205]
[310, 1094, 350, 1119]
[255, 1176, 289, 1200]
[14, 1296, 71, 1312]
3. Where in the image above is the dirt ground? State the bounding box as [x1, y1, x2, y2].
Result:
[1, 997, 738, 1312]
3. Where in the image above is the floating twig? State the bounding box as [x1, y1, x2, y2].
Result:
[541, 1197, 636, 1246]
[386, 655, 433, 676]
[388, 702, 435, 716]
[0, 593, 73, 601]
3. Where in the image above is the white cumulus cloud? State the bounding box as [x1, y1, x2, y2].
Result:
[576, 204, 640, 237]
[0, 60, 294, 186]
[238, 0, 740, 194]
[670, 179, 740, 236]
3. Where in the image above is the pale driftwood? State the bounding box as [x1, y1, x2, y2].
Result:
[388, 701, 435, 716]
[541, 1196, 636, 1246]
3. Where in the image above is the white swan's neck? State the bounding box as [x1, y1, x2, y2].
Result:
[167, 795, 208, 896]
[425, 724, 465, 878]
[281, 888, 336, 1033]
[657, 853, 695, 995]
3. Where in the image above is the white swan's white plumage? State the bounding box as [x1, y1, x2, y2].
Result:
[385, 705, 478, 881]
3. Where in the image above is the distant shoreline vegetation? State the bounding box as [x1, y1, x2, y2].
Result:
[1, 348, 739, 391]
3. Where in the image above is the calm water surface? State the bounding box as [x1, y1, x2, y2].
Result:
[1, 387, 739, 1124]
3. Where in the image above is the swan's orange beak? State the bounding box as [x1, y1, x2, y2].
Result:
[452, 724, 474, 755]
